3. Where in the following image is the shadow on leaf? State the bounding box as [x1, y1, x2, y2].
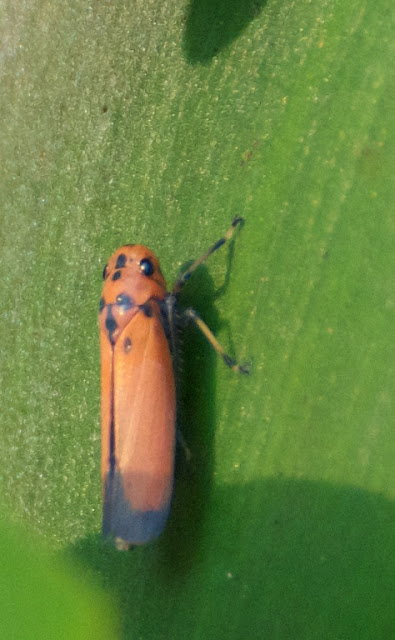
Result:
[183, 0, 268, 64]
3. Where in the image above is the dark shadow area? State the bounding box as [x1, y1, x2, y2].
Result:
[67, 478, 394, 639]
[159, 260, 220, 575]
[183, 0, 268, 65]
[161, 232, 242, 574]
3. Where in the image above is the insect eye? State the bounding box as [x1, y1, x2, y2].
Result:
[102, 264, 108, 280]
[116, 294, 134, 310]
[139, 258, 155, 277]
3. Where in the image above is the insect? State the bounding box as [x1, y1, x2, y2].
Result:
[99, 217, 248, 549]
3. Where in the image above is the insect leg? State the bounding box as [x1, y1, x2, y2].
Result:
[172, 216, 244, 295]
[182, 308, 250, 374]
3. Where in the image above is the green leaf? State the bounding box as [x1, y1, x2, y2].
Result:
[0, 510, 117, 639]
[0, 1, 393, 638]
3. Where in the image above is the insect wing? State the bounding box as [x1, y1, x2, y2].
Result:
[101, 306, 176, 546]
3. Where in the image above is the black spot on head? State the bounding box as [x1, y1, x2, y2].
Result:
[102, 264, 108, 280]
[115, 254, 127, 269]
[140, 258, 155, 277]
[116, 294, 134, 310]
[99, 297, 105, 313]
[123, 337, 132, 353]
[112, 271, 121, 281]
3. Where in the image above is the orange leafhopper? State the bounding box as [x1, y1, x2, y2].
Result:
[99, 218, 248, 549]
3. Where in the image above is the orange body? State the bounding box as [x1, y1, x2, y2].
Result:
[99, 245, 176, 547]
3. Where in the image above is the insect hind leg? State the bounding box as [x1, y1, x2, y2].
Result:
[182, 308, 250, 375]
[172, 217, 244, 295]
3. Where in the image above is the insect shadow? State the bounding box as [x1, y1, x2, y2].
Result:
[159, 241, 240, 577]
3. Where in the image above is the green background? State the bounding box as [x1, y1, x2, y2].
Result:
[0, 0, 393, 638]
